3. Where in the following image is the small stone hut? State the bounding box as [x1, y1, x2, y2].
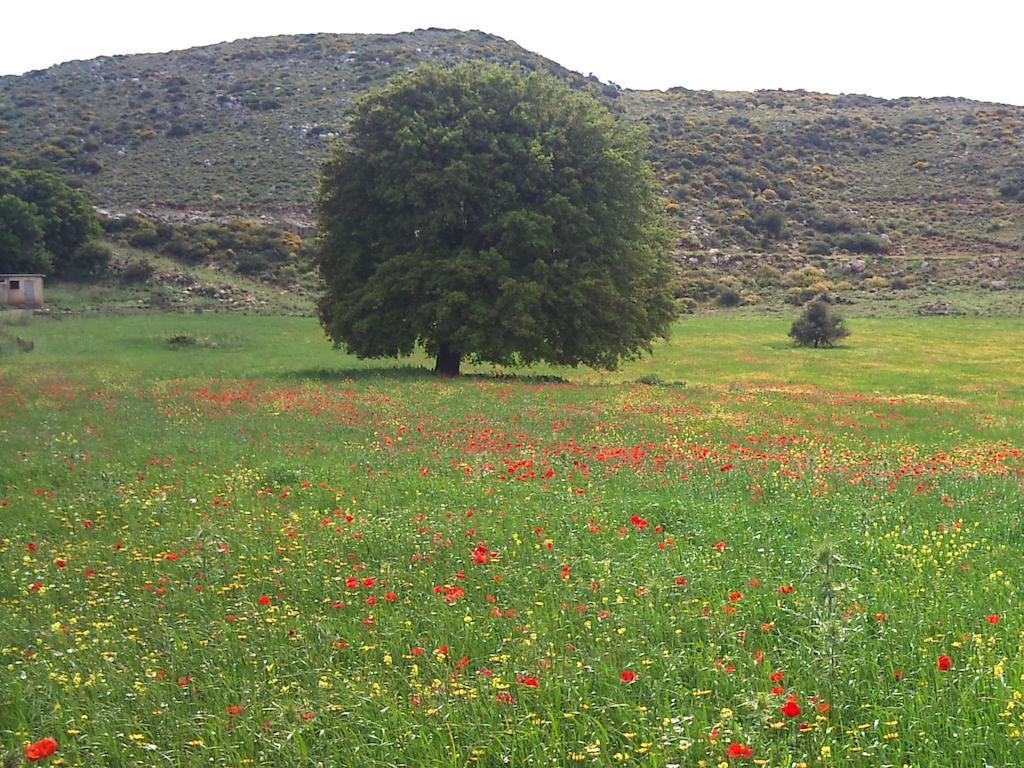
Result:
[0, 274, 45, 309]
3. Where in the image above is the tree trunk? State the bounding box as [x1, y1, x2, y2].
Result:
[434, 343, 462, 376]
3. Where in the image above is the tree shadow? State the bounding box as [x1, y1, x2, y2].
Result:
[765, 341, 853, 351]
[269, 365, 434, 383]
[267, 365, 570, 385]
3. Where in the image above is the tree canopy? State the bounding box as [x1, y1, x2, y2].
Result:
[0, 167, 106, 276]
[0, 193, 49, 273]
[315, 63, 676, 375]
[789, 298, 850, 347]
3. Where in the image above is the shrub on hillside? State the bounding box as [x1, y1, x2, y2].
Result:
[864, 275, 889, 290]
[782, 266, 831, 305]
[70, 240, 112, 277]
[789, 299, 849, 347]
[836, 233, 888, 254]
[889, 275, 914, 290]
[997, 175, 1024, 203]
[121, 258, 156, 284]
[716, 285, 742, 307]
[806, 239, 832, 256]
[754, 264, 782, 286]
[755, 210, 785, 240]
[106, 215, 312, 283]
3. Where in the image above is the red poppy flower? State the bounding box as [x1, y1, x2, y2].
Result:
[729, 591, 743, 602]
[515, 674, 539, 687]
[620, 670, 637, 683]
[24, 738, 58, 762]
[258, 594, 270, 606]
[987, 614, 1001, 624]
[780, 700, 801, 718]
[226, 705, 243, 715]
[778, 584, 793, 594]
[938, 655, 952, 671]
[726, 742, 753, 759]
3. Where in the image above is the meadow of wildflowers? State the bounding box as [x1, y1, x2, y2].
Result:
[1, 315, 1022, 767]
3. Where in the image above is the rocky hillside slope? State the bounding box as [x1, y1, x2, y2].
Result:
[1, 29, 1021, 309]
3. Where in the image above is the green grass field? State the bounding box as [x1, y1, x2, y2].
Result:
[2, 314, 1022, 767]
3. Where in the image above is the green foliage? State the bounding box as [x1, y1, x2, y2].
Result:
[106, 216, 310, 283]
[316, 63, 677, 375]
[782, 266, 832, 305]
[755, 210, 786, 240]
[715, 284, 742, 307]
[789, 298, 850, 347]
[124, 220, 162, 248]
[0, 167, 102, 276]
[753, 264, 782, 286]
[71, 239, 112, 276]
[166, 333, 197, 347]
[998, 174, 1024, 203]
[0, 193, 51, 273]
[806, 239, 833, 256]
[835, 232, 888, 254]
[120, 257, 156, 284]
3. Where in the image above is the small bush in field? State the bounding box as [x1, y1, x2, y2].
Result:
[789, 298, 850, 347]
[716, 285, 742, 307]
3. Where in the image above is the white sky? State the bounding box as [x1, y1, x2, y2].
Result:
[3, 0, 1022, 105]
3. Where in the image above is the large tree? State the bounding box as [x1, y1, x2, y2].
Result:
[315, 64, 676, 375]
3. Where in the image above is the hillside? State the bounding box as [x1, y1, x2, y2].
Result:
[0, 30, 573, 212]
[1, 29, 1022, 311]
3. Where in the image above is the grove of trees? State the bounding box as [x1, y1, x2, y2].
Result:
[0, 167, 108, 276]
